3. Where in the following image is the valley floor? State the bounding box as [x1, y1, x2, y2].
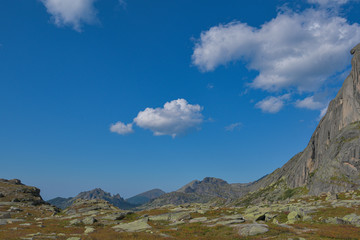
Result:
[2, 191, 360, 239]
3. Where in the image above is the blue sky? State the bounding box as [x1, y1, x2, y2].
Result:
[1, 0, 360, 200]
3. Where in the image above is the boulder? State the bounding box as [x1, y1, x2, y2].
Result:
[189, 217, 207, 223]
[82, 217, 97, 225]
[238, 224, 269, 236]
[112, 218, 152, 232]
[342, 213, 360, 226]
[287, 211, 301, 224]
[69, 219, 82, 225]
[216, 219, 245, 226]
[84, 227, 95, 234]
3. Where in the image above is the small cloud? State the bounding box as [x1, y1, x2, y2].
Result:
[239, 89, 249, 96]
[255, 94, 290, 113]
[207, 83, 214, 89]
[41, 0, 98, 32]
[112, 99, 204, 138]
[134, 99, 203, 137]
[118, 0, 127, 9]
[110, 121, 134, 135]
[295, 96, 324, 110]
[225, 122, 242, 131]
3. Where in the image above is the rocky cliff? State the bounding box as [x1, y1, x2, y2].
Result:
[235, 43, 360, 204]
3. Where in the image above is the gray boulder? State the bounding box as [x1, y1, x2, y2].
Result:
[238, 224, 269, 236]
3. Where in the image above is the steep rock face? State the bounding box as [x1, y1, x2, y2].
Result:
[246, 43, 360, 197]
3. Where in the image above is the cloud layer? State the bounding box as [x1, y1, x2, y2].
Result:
[111, 99, 204, 137]
[192, 8, 360, 92]
[41, 0, 98, 31]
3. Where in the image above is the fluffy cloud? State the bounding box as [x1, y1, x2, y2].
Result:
[41, 0, 98, 31]
[295, 96, 325, 110]
[134, 99, 203, 137]
[110, 122, 134, 135]
[255, 94, 290, 113]
[192, 8, 360, 92]
[111, 99, 204, 137]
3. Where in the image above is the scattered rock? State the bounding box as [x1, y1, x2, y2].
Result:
[19, 223, 31, 226]
[8, 206, 22, 212]
[0, 212, 11, 219]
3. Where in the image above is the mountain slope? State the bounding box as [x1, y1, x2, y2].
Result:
[126, 189, 165, 205]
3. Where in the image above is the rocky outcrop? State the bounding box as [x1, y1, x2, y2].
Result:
[0, 179, 45, 205]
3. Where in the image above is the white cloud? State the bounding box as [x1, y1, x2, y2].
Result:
[192, 8, 360, 92]
[225, 122, 242, 131]
[133, 99, 203, 137]
[207, 83, 214, 89]
[308, 0, 349, 7]
[41, 0, 98, 31]
[110, 122, 134, 135]
[256, 94, 290, 113]
[295, 96, 324, 110]
[119, 0, 127, 8]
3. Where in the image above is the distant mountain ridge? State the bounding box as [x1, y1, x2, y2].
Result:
[144, 177, 252, 208]
[126, 189, 165, 205]
[48, 188, 136, 210]
[48, 188, 166, 209]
